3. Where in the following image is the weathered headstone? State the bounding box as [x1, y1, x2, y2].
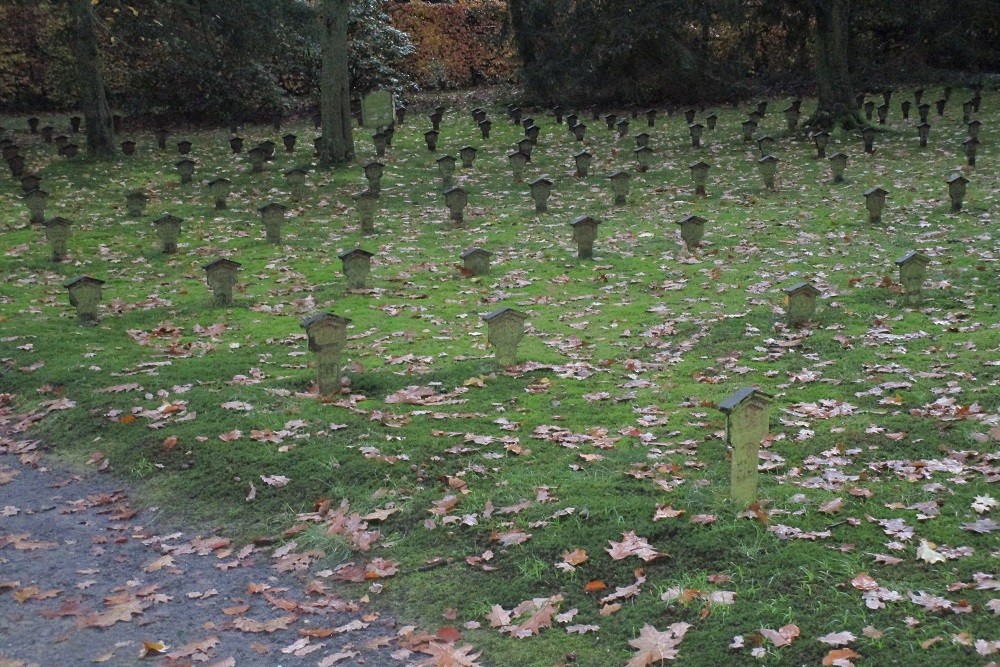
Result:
[635, 132, 651, 149]
[444, 186, 468, 225]
[863, 100, 875, 120]
[917, 122, 931, 148]
[706, 113, 718, 130]
[525, 124, 540, 145]
[552, 105, 565, 124]
[364, 161, 384, 195]
[571, 215, 600, 259]
[757, 155, 779, 190]
[120, 140, 136, 156]
[373, 131, 388, 157]
[877, 103, 888, 125]
[573, 150, 592, 177]
[260, 140, 276, 161]
[862, 127, 875, 154]
[635, 145, 653, 173]
[864, 186, 888, 223]
[24, 188, 48, 225]
[813, 131, 830, 159]
[70, 116, 81, 133]
[946, 173, 968, 212]
[895, 251, 931, 304]
[436, 155, 457, 188]
[301, 313, 351, 395]
[126, 190, 148, 217]
[935, 98, 946, 116]
[41, 126, 54, 143]
[155, 128, 169, 149]
[690, 160, 710, 196]
[757, 135, 775, 156]
[783, 282, 821, 327]
[963, 137, 979, 167]
[395, 105, 407, 126]
[483, 307, 527, 367]
[153, 213, 182, 253]
[429, 111, 443, 132]
[208, 177, 231, 209]
[676, 214, 706, 251]
[352, 189, 379, 234]
[646, 108, 657, 127]
[6, 153, 24, 177]
[967, 119, 981, 140]
[718, 387, 773, 506]
[60, 143, 79, 159]
[882, 89, 892, 106]
[64, 276, 104, 325]
[339, 248, 374, 290]
[609, 171, 630, 205]
[566, 113, 579, 130]
[828, 152, 848, 183]
[461, 247, 492, 276]
[516, 137, 534, 160]
[783, 106, 800, 131]
[424, 129, 439, 152]
[741, 119, 757, 142]
[604, 114, 617, 131]
[20, 173, 41, 194]
[914, 88, 924, 105]
[28, 117, 39, 134]
[900, 99, 911, 119]
[509, 151, 529, 183]
[247, 146, 266, 173]
[478, 119, 492, 139]
[282, 133, 297, 153]
[229, 136, 244, 154]
[176, 159, 195, 184]
[529, 177, 553, 212]
[616, 118, 630, 138]
[509, 106, 522, 125]
[459, 145, 477, 168]
[177, 140, 192, 155]
[43, 216, 71, 261]
[284, 168, 307, 201]
[203, 257, 240, 306]
[689, 123, 704, 148]
[917, 103, 931, 124]
[259, 203, 287, 244]
[683, 108, 696, 124]
[756, 100, 768, 116]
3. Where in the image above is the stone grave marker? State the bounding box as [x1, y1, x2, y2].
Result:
[283, 133, 297, 153]
[260, 140, 276, 160]
[571, 122, 587, 142]
[917, 122, 931, 148]
[864, 186, 888, 223]
[509, 106, 522, 125]
[6, 153, 24, 178]
[935, 98, 946, 115]
[20, 173, 41, 194]
[437, 154, 457, 188]
[882, 89, 892, 105]
[914, 87, 925, 104]
[862, 126, 876, 154]
[60, 143, 79, 159]
[635, 145, 653, 173]
[616, 118, 630, 138]
[917, 103, 931, 123]
[813, 131, 830, 158]
[373, 131, 388, 157]
[64, 276, 104, 325]
[609, 171, 630, 205]
[24, 188, 47, 225]
[247, 145, 266, 173]
[153, 213, 182, 253]
[177, 140, 192, 155]
[967, 119, 981, 140]
[43, 216, 71, 261]
[529, 177, 553, 212]
[259, 203, 287, 244]
[828, 152, 848, 183]
[229, 136, 244, 154]
[683, 108, 696, 124]
[877, 103, 888, 124]
[963, 137, 979, 167]
[361, 161, 384, 195]
[757, 135, 775, 155]
[176, 159, 195, 184]
[41, 126, 54, 143]
[70, 116, 81, 133]
[635, 132, 651, 149]
[208, 177, 231, 209]
[894, 251, 930, 304]
[741, 119, 757, 142]
[284, 168, 307, 201]
[516, 137, 534, 160]
[424, 129, 439, 152]
[478, 119, 492, 139]
[155, 128, 169, 149]
[126, 190, 148, 217]
[525, 124, 540, 145]
[646, 108, 657, 127]
[783, 282, 821, 327]
[444, 186, 468, 225]
[301, 313, 351, 395]
[352, 189, 379, 234]
[203, 258, 240, 306]
[574, 150, 592, 177]
[690, 160, 710, 196]
[676, 214, 706, 251]
[121, 140, 136, 156]
[947, 173, 968, 212]
[689, 123, 704, 148]
[509, 151, 528, 183]
[566, 113, 579, 129]
[461, 247, 492, 276]
[863, 100, 875, 120]
[429, 111, 443, 132]
[473, 108, 488, 124]
[604, 113, 617, 131]
[54, 135, 69, 150]
[757, 155, 779, 190]
[395, 105, 407, 125]
[718, 387, 773, 506]
[706, 113, 718, 130]
[460, 145, 477, 168]
[28, 117, 39, 134]
[756, 100, 768, 116]
[483, 307, 528, 367]
[338, 248, 374, 290]
[552, 105, 565, 124]
[783, 105, 800, 130]
[901, 99, 911, 119]
[571, 215, 600, 259]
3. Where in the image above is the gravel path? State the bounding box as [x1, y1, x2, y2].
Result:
[0, 444, 442, 667]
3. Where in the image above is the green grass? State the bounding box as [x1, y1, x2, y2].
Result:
[1, 88, 998, 666]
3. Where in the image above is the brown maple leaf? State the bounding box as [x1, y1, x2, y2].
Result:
[606, 531, 664, 562]
[77, 599, 149, 628]
[626, 622, 691, 666]
[416, 642, 482, 667]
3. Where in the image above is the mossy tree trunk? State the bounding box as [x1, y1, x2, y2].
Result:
[66, 0, 115, 158]
[809, 0, 863, 130]
[319, 0, 354, 167]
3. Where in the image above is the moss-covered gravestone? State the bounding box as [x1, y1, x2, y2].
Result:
[635, 132, 651, 149]
[54, 135, 69, 150]
[573, 151, 592, 177]
[460, 145, 477, 169]
[64, 276, 104, 325]
[571, 215, 600, 259]
[616, 118, 630, 138]
[283, 168, 307, 201]
[946, 173, 968, 212]
[155, 128, 169, 149]
[967, 119, 981, 140]
[229, 136, 244, 154]
[683, 108, 696, 124]
[571, 122, 586, 142]
[757, 155, 779, 190]
[301, 313, 351, 396]
[609, 171, 630, 205]
[963, 137, 979, 167]
[895, 251, 930, 304]
[757, 136, 775, 156]
[6, 154, 25, 177]
[566, 114, 579, 130]
[645, 108, 657, 127]
[604, 114, 617, 131]
[718, 387, 773, 507]
[203, 257, 240, 306]
[175, 159, 195, 185]
[352, 189, 379, 235]
[472, 108, 488, 124]
[424, 130, 439, 152]
[741, 119, 757, 142]
[125, 190, 148, 217]
[338, 248, 374, 290]
[259, 203, 287, 244]
[260, 140, 276, 161]
[41, 126, 54, 143]
[444, 187, 468, 226]
[917, 103, 931, 124]
[783, 106, 800, 131]
[437, 155, 457, 189]
[525, 124, 540, 145]
[862, 126, 876, 154]
[690, 161, 710, 197]
[813, 131, 830, 158]
[864, 187, 888, 223]
[429, 111, 442, 132]
[961, 100, 973, 124]
[153, 214, 182, 253]
[18, 173, 39, 193]
[552, 105, 564, 124]
[516, 137, 534, 160]
[917, 122, 931, 148]
[676, 214, 706, 252]
[635, 145, 653, 173]
[689, 123, 704, 148]
[913, 88, 925, 105]
[483, 307, 528, 367]
[363, 161, 384, 195]
[529, 177, 553, 212]
[478, 119, 492, 139]
[177, 140, 192, 155]
[828, 153, 848, 183]
[461, 247, 492, 276]
[395, 105, 407, 126]
[706, 113, 718, 130]
[121, 140, 136, 156]
[783, 282, 821, 327]
[208, 177, 231, 210]
[59, 144, 79, 159]
[247, 146, 266, 173]
[282, 133, 297, 153]
[43, 216, 71, 261]
[373, 132, 388, 157]
[509, 151, 529, 184]
[24, 188, 47, 225]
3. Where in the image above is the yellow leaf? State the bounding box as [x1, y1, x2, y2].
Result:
[140, 641, 168, 657]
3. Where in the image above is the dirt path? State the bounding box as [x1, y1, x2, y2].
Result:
[0, 447, 439, 667]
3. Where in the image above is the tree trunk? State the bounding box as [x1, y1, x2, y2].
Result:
[66, 0, 115, 158]
[809, 0, 863, 130]
[319, 0, 354, 168]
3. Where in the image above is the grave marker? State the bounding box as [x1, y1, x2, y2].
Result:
[284, 168, 307, 201]
[282, 133, 297, 153]
[43, 216, 70, 261]
[783, 282, 821, 327]
[424, 129, 439, 152]
[121, 140, 136, 156]
[946, 173, 968, 212]
[301, 313, 351, 395]
[460, 145, 477, 168]
[571, 122, 587, 141]
[338, 248, 374, 290]
[963, 137, 979, 167]
[690, 160, 710, 196]
[508, 151, 529, 183]
[209, 177, 231, 209]
[574, 150, 592, 177]
[609, 171, 630, 205]
[203, 258, 240, 306]
[352, 189, 378, 234]
[676, 214, 706, 251]
[126, 190, 148, 217]
[483, 307, 528, 367]
[437, 154, 457, 188]
[444, 186, 468, 225]
[461, 247, 492, 276]
[260, 202, 287, 244]
[864, 186, 888, 223]
[175, 159, 195, 185]
[230, 136, 244, 154]
[529, 177, 553, 212]
[64, 276, 104, 325]
[757, 155, 779, 190]
[718, 387, 773, 506]
[895, 251, 931, 304]
[364, 161, 384, 195]
[635, 145, 653, 173]
[813, 131, 830, 158]
[571, 215, 600, 259]
[24, 188, 47, 225]
[828, 152, 848, 183]
[689, 123, 704, 148]
[153, 214, 182, 253]
[917, 122, 931, 148]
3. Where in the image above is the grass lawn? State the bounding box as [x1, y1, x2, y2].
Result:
[1, 87, 998, 666]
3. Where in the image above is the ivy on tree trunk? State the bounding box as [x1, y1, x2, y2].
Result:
[319, 0, 354, 167]
[66, 0, 115, 158]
